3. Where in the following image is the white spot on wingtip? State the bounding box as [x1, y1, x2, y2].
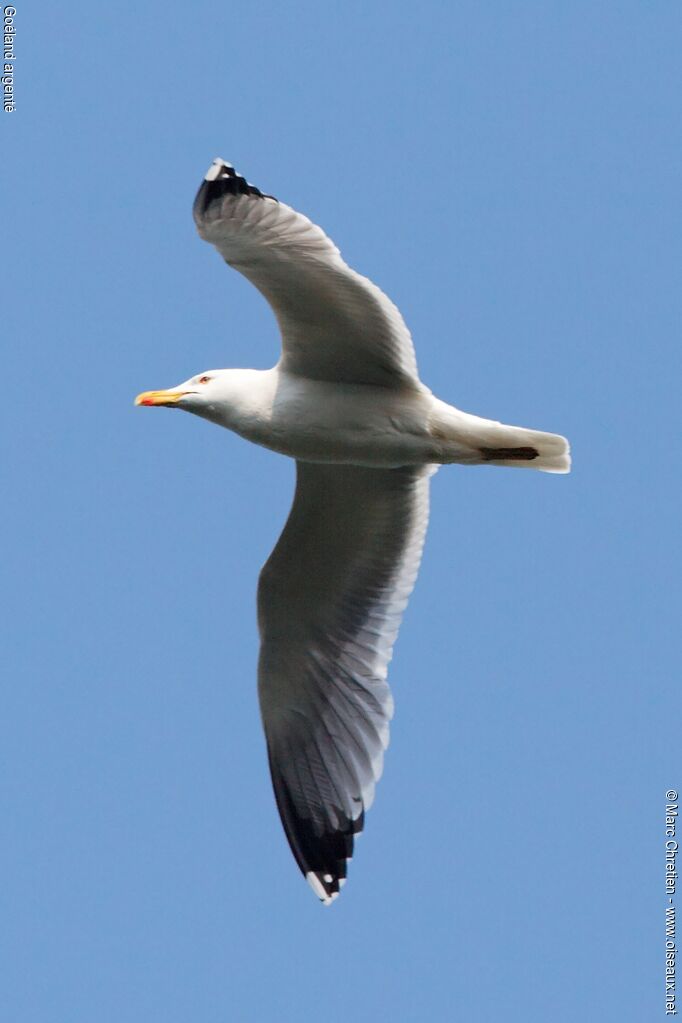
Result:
[306, 871, 327, 901]
[204, 158, 232, 181]
[306, 871, 339, 906]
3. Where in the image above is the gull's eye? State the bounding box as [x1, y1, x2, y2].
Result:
[198, 375, 212, 384]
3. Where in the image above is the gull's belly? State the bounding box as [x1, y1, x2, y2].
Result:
[244, 378, 440, 468]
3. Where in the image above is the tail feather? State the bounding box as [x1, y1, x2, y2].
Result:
[477, 424, 571, 473]
[430, 403, 571, 473]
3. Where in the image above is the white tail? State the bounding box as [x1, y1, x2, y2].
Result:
[475, 422, 571, 473]
[443, 409, 571, 474]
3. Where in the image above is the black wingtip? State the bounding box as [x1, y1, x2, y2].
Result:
[267, 747, 365, 905]
[306, 805, 365, 904]
[193, 158, 276, 221]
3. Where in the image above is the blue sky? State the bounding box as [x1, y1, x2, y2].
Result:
[3, 3, 680, 1020]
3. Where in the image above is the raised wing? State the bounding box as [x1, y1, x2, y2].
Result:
[193, 159, 422, 389]
[257, 461, 434, 903]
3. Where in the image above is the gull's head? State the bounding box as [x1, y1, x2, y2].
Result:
[135, 371, 225, 412]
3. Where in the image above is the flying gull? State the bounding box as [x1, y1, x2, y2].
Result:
[136, 158, 570, 905]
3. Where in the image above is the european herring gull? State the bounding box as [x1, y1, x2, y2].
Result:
[136, 158, 570, 905]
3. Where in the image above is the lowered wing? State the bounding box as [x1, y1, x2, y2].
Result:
[257, 461, 434, 902]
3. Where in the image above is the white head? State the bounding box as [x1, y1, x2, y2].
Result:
[136, 367, 271, 431]
[135, 370, 229, 411]
[135, 368, 262, 431]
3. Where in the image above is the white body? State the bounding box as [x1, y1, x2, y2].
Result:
[191, 366, 569, 472]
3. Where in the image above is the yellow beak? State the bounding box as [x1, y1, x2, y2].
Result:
[134, 390, 188, 407]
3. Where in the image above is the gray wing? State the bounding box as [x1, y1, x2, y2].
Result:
[193, 159, 422, 390]
[257, 461, 434, 903]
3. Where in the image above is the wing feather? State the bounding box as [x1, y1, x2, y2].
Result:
[257, 461, 434, 902]
[193, 159, 422, 389]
